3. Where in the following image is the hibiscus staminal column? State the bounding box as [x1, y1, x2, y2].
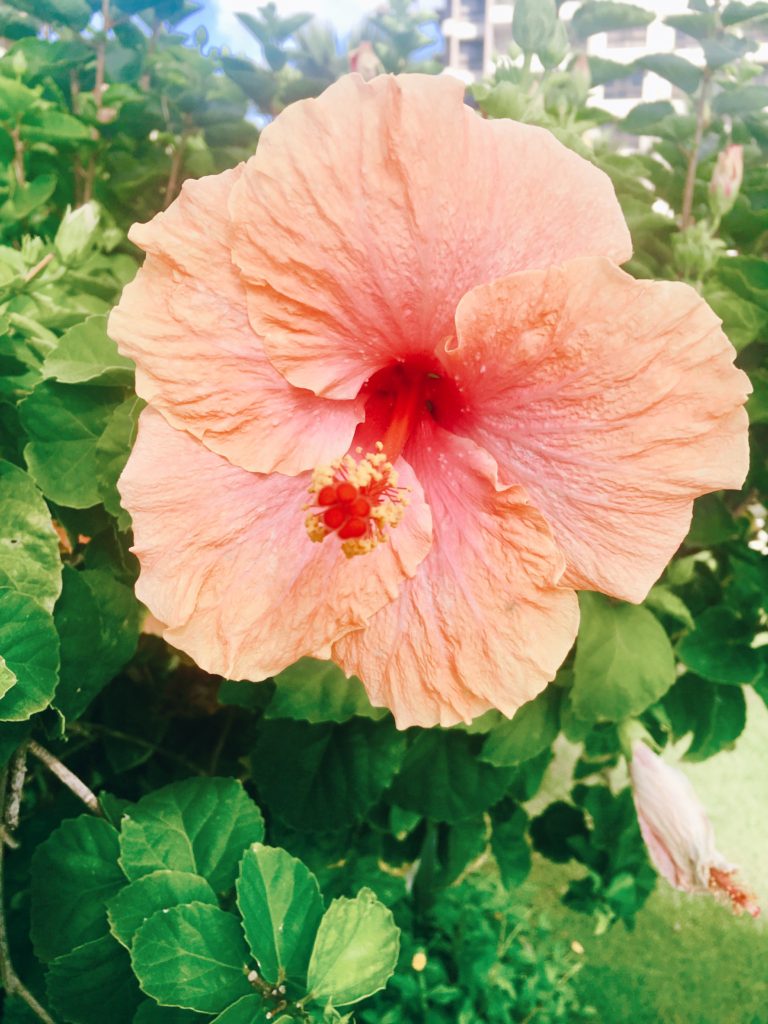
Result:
[305, 362, 440, 558]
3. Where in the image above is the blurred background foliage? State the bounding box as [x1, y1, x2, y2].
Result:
[0, 1, 767, 1022]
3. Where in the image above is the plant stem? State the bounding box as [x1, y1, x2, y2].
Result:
[681, 69, 712, 230]
[10, 126, 25, 188]
[163, 129, 190, 209]
[0, 769, 57, 1024]
[27, 741, 102, 815]
[83, 0, 111, 203]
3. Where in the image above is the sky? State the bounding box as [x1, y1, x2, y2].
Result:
[203, 0, 383, 55]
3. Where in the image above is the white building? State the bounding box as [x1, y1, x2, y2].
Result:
[440, 0, 768, 119]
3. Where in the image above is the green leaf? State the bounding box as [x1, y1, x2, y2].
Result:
[43, 315, 134, 387]
[390, 732, 516, 824]
[20, 381, 128, 508]
[747, 369, 768, 424]
[119, 778, 264, 894]
[108, 870, 218, 949]
[644, 585, 695, 631]
[133, 1004, 203, 1024]
[31, 815, 124, 962]
[530, 802, 590, 863]
[490, 800, 531, 889]
[677, 606, 761, 685]
[21, 108, 91, 142]
[703, 284, 767, 351]
[722, 1, 768, 25]
[664, 674, 746, 759]
[267, 658, 386, 723]
[635, 54, 701, 94]
[664, 12, 716, 40]
[306, 889, 399, 1007]
[0, 589, 59, 721]
[702, 34, 754, 69]
[480, 686, 560, 767]
[54, 565, 141, 721]
[10, 174, 56, 217]
[622, 101, 676, 134]
[687, 493, 741, 546]
[252, 718, 405, 832]
[209, 996, 264, 1023]
[47, 935, 142, 1024]
[236, 844, 323, 989]
[0, 77, 40, 119]
[0, 460, 61, 612]
[511, 0, 559, 56]
[572, 0, 653, 38]
[712, 85, 768, 116]
[571, 593, 676, 723]
[130, 903, 252, 1013]
[718, 257, 768, 307]
[95, 394, 143, 527]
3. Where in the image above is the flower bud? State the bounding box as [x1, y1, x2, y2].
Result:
[709, 143, 743, 218]
[54, 202, 100, 266]
[348, 41, 384, 81]
[629, 742, 759, 917]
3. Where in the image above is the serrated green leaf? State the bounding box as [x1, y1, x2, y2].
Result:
[131, 903, 252, 1013]
[21, 381, 128, 508]
[480, 685, 560, 767]
[236, 844, 323, 989]
[54, 565, 141, 720]
[718, 256, 768, 307]
[571, 593, 676, 723]
[43, 315, 134, 386]
[306, 889, 399, 1007]
[677, 606, 761, 685]
[0, 588, 59, 721]
[119, 778, 264, 893]
[390, 731, 516, 824]
[47, 935, 142, 1024]
[267, 658, 386, 723]
[686, 492, 740, 546]
[0, 460, 61, 612]
[252, 718, 405, 832]
[31, 815, 124, 962]
[21, 108, 91, 142]
[108, 870, 217, 949]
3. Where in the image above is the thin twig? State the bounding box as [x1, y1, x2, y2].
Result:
[27, 741, 102, 815]
[163, 130, 190, 209]
[3, 746, 27, 831]
[680, 69, 712, 230]
[0, 769, 58, 1024]
[23, 252, 54, 284]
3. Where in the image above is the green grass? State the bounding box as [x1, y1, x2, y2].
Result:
[525, 691, 768, 1024]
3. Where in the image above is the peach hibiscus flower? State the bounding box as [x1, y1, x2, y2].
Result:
[111, 74, 749, 728]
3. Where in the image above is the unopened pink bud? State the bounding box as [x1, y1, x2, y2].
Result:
[629, 742, 759, 918]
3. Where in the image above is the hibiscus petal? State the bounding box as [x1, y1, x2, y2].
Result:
[333, 422, 579, 728]
[109, 168, 360, 476]
[119, 408, 432, 681]
[229, 73, 631, 400]
[445, 257, 751, 603]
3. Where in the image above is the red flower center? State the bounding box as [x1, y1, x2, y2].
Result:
[305, 359, 462, 557]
